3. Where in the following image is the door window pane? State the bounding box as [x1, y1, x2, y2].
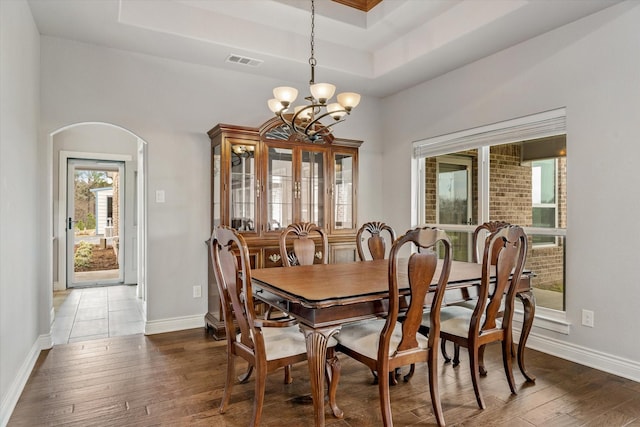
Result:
[437, 161, 470, 225]
[435, 155, 473, 261]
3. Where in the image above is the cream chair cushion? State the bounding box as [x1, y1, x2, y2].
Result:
[242, 326, 337, 361]
[336, 318, 430, 360]
[422, 305, 499, 338]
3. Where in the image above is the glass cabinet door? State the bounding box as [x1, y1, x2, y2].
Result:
[212, 143, 221, 228]
[333, 150, 356, 231]
[266, 145, 293, 232]
[229, 141, 257, 232]
[300, 149, 325, 227]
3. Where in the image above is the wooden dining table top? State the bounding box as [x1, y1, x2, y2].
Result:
[251, 259, 486, 308]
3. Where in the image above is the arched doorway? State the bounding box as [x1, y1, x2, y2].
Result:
[49, 122, 147, 344]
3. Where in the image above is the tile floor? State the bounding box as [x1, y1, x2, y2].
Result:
[51, 284, 144, 345]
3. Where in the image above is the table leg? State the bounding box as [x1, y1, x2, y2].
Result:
[300, 324, 341, 427]
[516, 289, 536, 382]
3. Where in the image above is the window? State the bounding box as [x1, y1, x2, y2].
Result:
[413, 108, 568, 327]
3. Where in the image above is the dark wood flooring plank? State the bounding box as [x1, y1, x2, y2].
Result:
[8, 329, 640, 427]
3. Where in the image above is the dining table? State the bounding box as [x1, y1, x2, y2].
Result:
[251, 258, 536, 426]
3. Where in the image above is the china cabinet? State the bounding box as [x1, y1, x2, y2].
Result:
[205, 118, 362, 338]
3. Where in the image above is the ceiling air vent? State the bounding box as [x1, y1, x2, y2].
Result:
[226, 54, 263, 68]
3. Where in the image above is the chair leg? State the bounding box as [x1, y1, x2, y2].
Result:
[371, 369, 399, 386]
[378, 365, 393, 427]
[468, 345, 486, 409]
[220, 352, 235, 413]
[452, 344, 461, 367]
[502, 338, 517, 395]
[371, 369, 379, 385]
[325, 349, 343, 419]
[391, 369, 399, 385]
[428, 349, 446, 426]
[238, 364, 254, 383]
[284, 365, 293, 384]
[478, 344, 487, 376]
[403, 363, 416, 382]
[441, 338, 451, 363]
[251, 361, 267, 427]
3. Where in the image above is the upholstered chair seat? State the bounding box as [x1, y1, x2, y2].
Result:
[337, 319, 430, 360]
[248, 326, 337, 361]
[423, 306, 490, 338]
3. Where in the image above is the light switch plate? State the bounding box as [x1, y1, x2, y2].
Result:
[155, 190, 165, 203]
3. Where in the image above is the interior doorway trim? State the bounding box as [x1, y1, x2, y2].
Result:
[57, 151, 132, 291]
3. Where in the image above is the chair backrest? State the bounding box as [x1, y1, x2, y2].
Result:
[279, 222, 328, 266]
[472, 221, 511, 264]
[356, 221, 396, 261]
[384, 227, 452, 355]
[475, 225, 528, 333]
[209, 225, 259, 351]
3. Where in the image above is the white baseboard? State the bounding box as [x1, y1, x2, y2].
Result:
[144, 314, 204, 335]
[0, 334, 52, 427]
[520, 329, 640, 382]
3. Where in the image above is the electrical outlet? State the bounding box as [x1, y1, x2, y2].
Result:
[193, 285, 202, 298]
[581, 309, 594, 327]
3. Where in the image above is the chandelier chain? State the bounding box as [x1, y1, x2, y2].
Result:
[309, 0, 316, 83]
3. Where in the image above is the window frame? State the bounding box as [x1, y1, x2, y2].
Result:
[411, 108, 569, 333]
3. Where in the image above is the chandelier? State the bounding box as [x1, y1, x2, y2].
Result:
[267, 0, 360, 143]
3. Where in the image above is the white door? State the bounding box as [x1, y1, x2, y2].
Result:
[436, 155, 473, 261]
[67, 159, 125, 287]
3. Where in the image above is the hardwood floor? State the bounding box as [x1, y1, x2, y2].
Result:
[8, 328, 640, 426]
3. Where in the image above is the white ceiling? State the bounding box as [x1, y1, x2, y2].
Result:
[27, 0, 621, 97]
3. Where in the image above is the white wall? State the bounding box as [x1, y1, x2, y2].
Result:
[0, 0, 44, 424]
[38, 36, 384, 324]
[381, 1, 640, 369]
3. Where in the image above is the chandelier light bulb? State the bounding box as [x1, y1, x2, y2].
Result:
[273, 87, 298, 107]
[337, 92, 361, 111]
[268, 98, 285, 114]
[327, 103, 347, 120]
[310, 83, 336, 104]
[294, 105, 312, 121]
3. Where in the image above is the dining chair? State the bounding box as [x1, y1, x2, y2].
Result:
[356, 221, 411, 385]
[276, 221, 338, 388]
[279, 222, 329, 266]
[421, 225, 527, 410]
[210, 225, 339, 426]
[356, 221, 396, 261]
[441, 220, 511, 366]
[335, 226, 452, 426]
